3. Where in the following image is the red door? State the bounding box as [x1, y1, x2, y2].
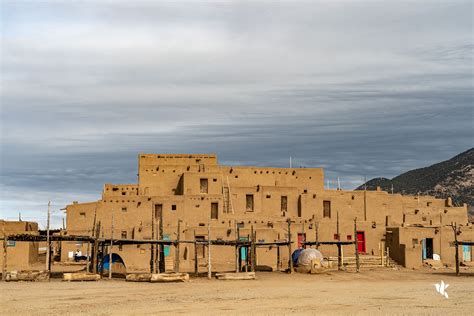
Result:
[298, 233, 306, 248]
[357, 231, 366, 253]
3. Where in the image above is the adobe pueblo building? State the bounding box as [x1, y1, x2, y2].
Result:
[62, 154, 473, 272]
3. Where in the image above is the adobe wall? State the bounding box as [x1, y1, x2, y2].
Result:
[0, 220, 39, 269]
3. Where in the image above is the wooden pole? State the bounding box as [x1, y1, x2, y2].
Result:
[453, 223, 459, 276]
[2, 221, 7, 281]
[337, 211, 342, 270]
[207, 221, 211, 280]
[287, 218, 293, 273]
[92, 221, 100, 274]
[174, 220, 181, 273]
[235, 223, 239, 273]
[150, 206, 155, 273]
[158, 210, 165, 273]
[46, 201, 51, 272]
[245, 234, 249, 272]
[277, 232, 281, 271]
[354, 218, 360, 272]
[251, 226, 256, 272]
[109, 208, 114, 279]
[194, 230, 198, 276]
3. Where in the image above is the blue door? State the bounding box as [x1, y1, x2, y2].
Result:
[463, 245, 471, 262]
[164, 234, 170, 257]
[240, 237, 248, 261]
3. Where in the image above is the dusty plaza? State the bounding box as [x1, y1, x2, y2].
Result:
[1, 269, 473, 315]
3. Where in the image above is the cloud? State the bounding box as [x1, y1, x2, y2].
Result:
[1, 0, 472, 226]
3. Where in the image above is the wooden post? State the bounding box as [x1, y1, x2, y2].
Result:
[158, 211, 165, 273]
[174, 220, 181, 273]
[86, 241, 91, 273]
[2, 222, 7, 281]
[46, 201, 51, 272]
[277, 233, 281, 271]
[453, 223, 459, 276]
[251, 226, 256, 272]
[92, 221, 100, 274]
[235, 223, 239, 273]
[194, 230, 198, 276]
[386, 247, 389, 267]
[109, 208, 114, 279]
[207, 221, 211, 280]
[287, 218, 293, 273]
[354, 218, 360, 273]
[150, 206, 155, 273]
[245, 234, 249, 272]
[337, 211, 342, 270]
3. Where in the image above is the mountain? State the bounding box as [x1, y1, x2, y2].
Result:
[356, 148, 474, 220]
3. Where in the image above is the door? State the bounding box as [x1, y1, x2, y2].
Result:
[297, 233, 306, 248]
[463, 245, 471, 262]
[357, 231, 366, 253]
[240, 237, 248, 261]
[422, 238, 433, 260]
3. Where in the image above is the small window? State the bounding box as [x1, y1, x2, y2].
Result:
[211, 202, 218, 219]
[213, 178, 217, 182]
[323, 201, 331, 218]
[347, 235, 352, 241]
[246, 195, 254, 212]
[121, 231, 127, 239]
[79, 212, 86, 219]
[266, 195, 271, 199]
[122, 192, 126, 196]
[121, 207, 127, 212]
[412, 239, 418, 247]
[171, 204, 177, 211]
[333, 234, 339, 240]
[200, 179, 208, 193]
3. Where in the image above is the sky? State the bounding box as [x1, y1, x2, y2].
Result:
[1, 0, 473, 228]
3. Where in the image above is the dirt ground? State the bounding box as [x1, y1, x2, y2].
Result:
[1, 268, 473, 315]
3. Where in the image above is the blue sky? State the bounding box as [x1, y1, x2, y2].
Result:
[1, 0, 473, 228]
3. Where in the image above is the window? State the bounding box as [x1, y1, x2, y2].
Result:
[171, 204, 177, 211]
[79, 212, 86, 219]
[121, 207, 127, 212]
[154, 204, 163, 220]
[121, 231, 127, 239]
[266, 195, 271, 199]
[323, 201, 331, 218]
[347, 235, 352, 241]
[246, 195, 254, 212]
[211, 202, 218, 219]
[281, 196, 288, 213]
[200, 178, 208, 193]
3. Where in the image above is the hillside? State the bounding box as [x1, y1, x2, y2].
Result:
[357, 148, 474, 219]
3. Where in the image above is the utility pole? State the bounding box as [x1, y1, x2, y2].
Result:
[109, 209, 114, 280]
[337, 210, 342, 270]
[46, 201, 51, 272]
[354, 218, 360, 272]
[363, 176, 367, 221]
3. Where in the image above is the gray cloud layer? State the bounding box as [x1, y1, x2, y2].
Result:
[1, 1, 473, 227]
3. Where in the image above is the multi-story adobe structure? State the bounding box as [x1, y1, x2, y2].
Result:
[61, 154, 473, 272]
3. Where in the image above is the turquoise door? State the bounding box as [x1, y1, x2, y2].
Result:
[463, 245, 471, 262]
[164, 234, 170, 257]
[240, 237, 248, 261]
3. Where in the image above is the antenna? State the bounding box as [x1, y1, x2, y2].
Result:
[337, 177, 341, 190]
[289, 156, 292, 168]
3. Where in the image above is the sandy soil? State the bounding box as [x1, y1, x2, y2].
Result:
[1, 268, 472, 315]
